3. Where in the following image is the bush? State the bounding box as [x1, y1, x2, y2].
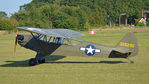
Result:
[0, 17, 18, 30]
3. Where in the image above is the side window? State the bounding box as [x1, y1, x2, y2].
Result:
[33, 33, 72, 45]
[53, 37, 64, 44]
[47, 36, 53, 43]
[38, 35, 44, 41]
[35, 34, 47, 42]
[47, 37, 67, 45]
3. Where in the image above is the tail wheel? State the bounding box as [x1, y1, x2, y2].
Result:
[42, 59, 45, 63]
[38, 59, 45, 64]
[29, 58, 37, 66]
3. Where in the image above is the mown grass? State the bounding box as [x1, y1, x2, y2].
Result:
[0, 28, 149, 84]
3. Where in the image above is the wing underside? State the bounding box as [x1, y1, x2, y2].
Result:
[17, 27, 84, 41]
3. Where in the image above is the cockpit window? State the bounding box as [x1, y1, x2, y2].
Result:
[38, 35, 44, 40]
[34, 33, 65, 44]
[54, 37, 63, 44]
[33, 33, 79, 45]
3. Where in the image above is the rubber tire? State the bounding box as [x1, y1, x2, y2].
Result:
[130, 60, 134, 63]
[42, 59, 45, 63]
[38, 59, 45, 64]
[29, 58, 37, 66]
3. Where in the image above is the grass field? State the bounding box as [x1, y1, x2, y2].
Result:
[0, 28, 149, 84]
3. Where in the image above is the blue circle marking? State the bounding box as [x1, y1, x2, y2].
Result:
[85, 44, 96, 56]
[80, 44, 101, 56]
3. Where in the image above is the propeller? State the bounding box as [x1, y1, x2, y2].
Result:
[14, 30, 18, 53]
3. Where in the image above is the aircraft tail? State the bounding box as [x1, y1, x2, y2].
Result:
[111, 33, 138, 58]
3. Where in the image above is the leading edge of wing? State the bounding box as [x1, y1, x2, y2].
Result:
[17, 27, 84, 41]
[17, 27, 64, 38]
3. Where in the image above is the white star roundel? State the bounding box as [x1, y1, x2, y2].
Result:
[80, 44, 101, 56]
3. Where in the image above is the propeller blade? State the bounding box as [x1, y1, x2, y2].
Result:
[14, 30, 18, 53]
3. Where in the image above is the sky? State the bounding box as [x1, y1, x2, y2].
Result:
[0, 0, 32, 17]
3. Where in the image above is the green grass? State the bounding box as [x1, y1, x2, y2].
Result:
[0, 28, 149, 84]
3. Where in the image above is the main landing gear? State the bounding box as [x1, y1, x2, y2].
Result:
[29, 58, 45, 66]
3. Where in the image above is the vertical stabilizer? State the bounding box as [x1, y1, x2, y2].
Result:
[115, 33, 138, 57]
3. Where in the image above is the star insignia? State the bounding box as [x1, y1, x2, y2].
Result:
[80, 44, 101, 56]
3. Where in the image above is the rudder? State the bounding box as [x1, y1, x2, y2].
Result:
[115, 33, 138, 57]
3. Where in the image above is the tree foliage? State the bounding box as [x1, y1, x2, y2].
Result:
[0, 11, 18, 30]
[143, 0, 149, 10]
[0, 17, 18, 30]
[6, 0, 148, 30]
[0, 11, 7, 18]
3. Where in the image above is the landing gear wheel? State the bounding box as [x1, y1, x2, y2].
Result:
[130, 60, 134, 63]
[42, 59, 45, 63]
[38, 59, 45, 64]
[29, 58, 37, 66]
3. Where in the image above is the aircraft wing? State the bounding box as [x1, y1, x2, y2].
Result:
[17, 27, 84, 41]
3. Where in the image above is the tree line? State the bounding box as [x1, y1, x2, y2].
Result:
[0, 0, 149, 30]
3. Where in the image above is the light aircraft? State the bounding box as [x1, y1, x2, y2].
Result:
[14, 27, 138, 66]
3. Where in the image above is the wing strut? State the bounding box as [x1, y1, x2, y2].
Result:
[30, 32, 48, 54]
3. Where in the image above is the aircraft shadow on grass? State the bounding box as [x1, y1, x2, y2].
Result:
[0, 55, 127, 67]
